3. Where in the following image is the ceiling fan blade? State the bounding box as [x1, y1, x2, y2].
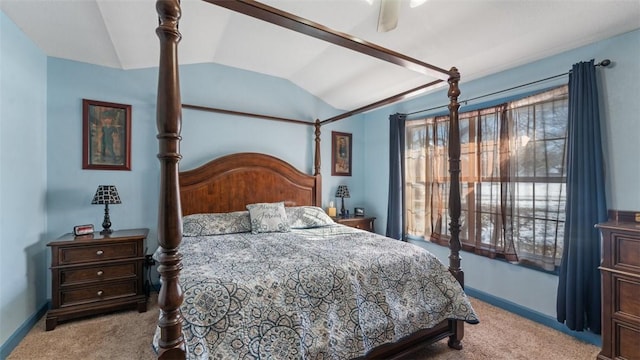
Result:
[377, 0, 400, 32]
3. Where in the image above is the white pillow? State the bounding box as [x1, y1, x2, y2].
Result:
[286, 206, 335, 229]
[246, 202, 290, 234]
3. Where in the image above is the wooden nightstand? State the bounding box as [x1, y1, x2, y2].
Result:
[334, 216, 376, 232]
[45, 228, 149, 330]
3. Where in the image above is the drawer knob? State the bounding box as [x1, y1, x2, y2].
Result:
[96, 250, 104, 256]
[356, 225, 361, 228]
[97, 270, 104, 276]
[97, 290, 103, 296]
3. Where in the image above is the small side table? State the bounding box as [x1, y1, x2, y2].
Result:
[46, 228, 149, 330]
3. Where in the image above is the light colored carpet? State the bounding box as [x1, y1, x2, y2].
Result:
[8, 294, 600, 359]
[412, 299, 600, 359]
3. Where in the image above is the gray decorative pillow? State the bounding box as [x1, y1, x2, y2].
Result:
[182, 211, 251, 237]
[246, 202, 290, 234]
[286, 206, 335, 229]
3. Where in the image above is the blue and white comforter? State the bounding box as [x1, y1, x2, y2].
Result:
[153, 224, 478, 359]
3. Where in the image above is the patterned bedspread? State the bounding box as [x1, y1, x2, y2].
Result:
[153, 224, 478, 359]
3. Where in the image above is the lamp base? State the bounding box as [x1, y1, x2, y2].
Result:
[101, 204, 113, 235]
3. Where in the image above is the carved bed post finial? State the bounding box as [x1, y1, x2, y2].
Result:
[155, 0, 186, 359]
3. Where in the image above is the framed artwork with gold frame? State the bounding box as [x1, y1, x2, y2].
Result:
[82, 99, 132, 170]
[331, 131, 352, 176]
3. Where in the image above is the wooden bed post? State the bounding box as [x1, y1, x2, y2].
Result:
[155, 1, 186, 359]
[314, 119, 322, 204]
[447, 67, 463, 284]
[447, 66, 464, 350]
[314, 119, 321, 176]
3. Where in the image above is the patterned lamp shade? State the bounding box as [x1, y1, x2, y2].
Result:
[335, 185, 350, 199]
[91, 185, 121, 234]
[91, 185, 122, 205]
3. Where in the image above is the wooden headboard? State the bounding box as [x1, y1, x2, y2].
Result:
[179, 152, 322, 216]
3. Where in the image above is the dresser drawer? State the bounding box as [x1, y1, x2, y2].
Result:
[613, 233, 640, 272]
[59, 262, 138, 286]
[612, 319, 640, 360]
[58, 241, 138, 265]
[613, 273, 640, 322]
[59, 280, 138, 307]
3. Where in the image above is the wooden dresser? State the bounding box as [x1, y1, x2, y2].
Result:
[46, 228, 149, 330]
[596, 211, 640, 360]
[334, 216, 376, 232]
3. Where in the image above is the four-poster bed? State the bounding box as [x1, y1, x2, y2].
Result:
[154, 0, 469, 359]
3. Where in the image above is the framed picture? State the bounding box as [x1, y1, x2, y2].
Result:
[354, 207, 365, 217]
[82, 99, 132, 170]
[331, 131, 352, 176]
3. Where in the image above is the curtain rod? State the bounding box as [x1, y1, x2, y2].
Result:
[406, 59, 612, 116]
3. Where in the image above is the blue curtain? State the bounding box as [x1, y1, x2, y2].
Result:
[386, 113, 406, 240]
[556, 60, 607, 334]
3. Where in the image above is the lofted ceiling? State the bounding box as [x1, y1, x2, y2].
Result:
[2, 0, 639, 111]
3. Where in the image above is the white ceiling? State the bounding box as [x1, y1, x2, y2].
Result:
[2, 0, 639, 110]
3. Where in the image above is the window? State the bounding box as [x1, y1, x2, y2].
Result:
[405, 86, 568, 271]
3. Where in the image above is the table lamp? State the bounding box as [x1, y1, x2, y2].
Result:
[335, 185, 350, 218]
[91, 185, 121, 234]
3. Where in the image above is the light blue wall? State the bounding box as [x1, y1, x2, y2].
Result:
[0, 11, 48, 347]
[363, 29, 640, 319]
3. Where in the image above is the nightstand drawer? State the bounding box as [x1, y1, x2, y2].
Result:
[348, 218, 373, 231]
[335, 216, 376, 232]
[59, 280, 138, 307]
[58, 242, 138, 265]
[60, 262, 138, 286]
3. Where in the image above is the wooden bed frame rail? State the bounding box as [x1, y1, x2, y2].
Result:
[154, 1, 463, 358]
